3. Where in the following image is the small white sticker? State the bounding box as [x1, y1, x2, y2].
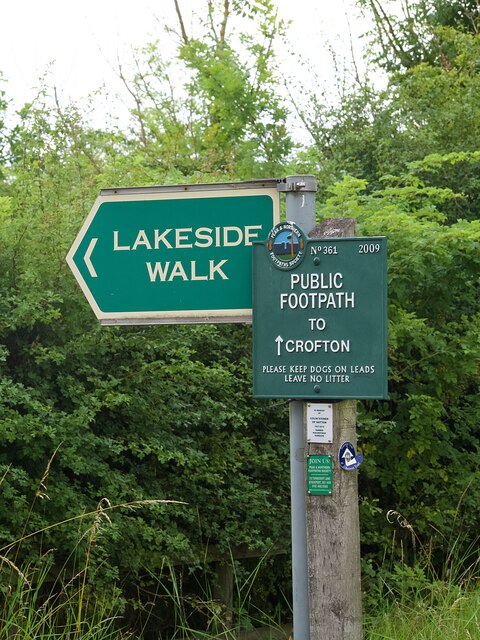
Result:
[307, 403, 333, 443]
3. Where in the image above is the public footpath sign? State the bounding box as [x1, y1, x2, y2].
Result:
[66, 182, 279, 324]
[252, 227, 388, 399]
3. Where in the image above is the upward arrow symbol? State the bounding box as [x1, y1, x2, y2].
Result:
[275, 335, 284, 356]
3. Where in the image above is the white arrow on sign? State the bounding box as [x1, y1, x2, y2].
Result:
[275, 335, 284, 356]
[84, 238, 98, 278]
[341, 446, 356, 467]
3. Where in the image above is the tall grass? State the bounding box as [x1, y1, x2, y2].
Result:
[2, 453, 478, 639]
[135, 549, 290, 640]
[365, 582, 480, 639]
[0, 454, 180, 639]
[0, 513, 125, 639]
[0, 560, 123, 639]
[364, 506, 480, 640]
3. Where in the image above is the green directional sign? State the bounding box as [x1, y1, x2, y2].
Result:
[66, 183, 279, 324]
[252, 236, 388, 399]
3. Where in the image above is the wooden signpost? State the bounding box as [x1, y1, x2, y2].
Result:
[306, 219, 363, 640]
[252, 180, 388, 640]
[68, 175, 388, 640]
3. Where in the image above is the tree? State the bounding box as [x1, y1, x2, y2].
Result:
[0, 74, 8, 187]
[288, 0, 480, 599]
[0, 6, 293, 631]
[294, 23, 480, 218]
[112, 0, 292, 182]
[321, 173, 480, 582]
[359, 0, 480, 71]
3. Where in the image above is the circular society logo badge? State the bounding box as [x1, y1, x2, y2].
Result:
[267, 221, 306, 270]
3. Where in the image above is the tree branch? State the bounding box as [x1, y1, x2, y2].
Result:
[208, 0, 220, 43]
[345, 9, 362, 86]
[173, 0, 189, 45]
[116, 62, 149, 149]
[219, 0, 230, 44]
[52, 85, 101, 174]
[369, 0, 412, 67]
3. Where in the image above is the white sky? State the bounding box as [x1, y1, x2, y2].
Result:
[0, 0, 379, 129]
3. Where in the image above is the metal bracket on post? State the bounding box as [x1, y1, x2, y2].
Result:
[277, 175, 317, 193]
[278, 175, 317, 235]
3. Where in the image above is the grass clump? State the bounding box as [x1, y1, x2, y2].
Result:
[0, 555, 125, 640]
[365, 581, 480, 639]
[0, 452, 180, 639]
[131, 550, 291, 640]
[364, 506, 480, 639]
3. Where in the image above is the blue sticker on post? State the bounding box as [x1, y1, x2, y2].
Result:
[339, 442, 364, 470]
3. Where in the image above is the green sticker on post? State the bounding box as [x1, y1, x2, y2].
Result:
[307, 455, 333, 495]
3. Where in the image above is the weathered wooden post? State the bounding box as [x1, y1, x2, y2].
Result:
[306, 219, 363, 640]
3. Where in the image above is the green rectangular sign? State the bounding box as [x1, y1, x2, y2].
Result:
[67, 183, 279, 324]
[307, 455, 333, 495]
[252, 237, 388, 399]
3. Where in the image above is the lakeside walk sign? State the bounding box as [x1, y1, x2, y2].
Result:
[66, 182, 279, 324]
[252, 231, 388, 399]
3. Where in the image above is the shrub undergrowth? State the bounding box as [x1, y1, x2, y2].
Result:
[1, 454, 478, 640]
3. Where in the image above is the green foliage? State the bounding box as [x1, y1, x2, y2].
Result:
[0, 287, 290, 583]
[322, 173, 480, 574]
[127, 552, 289, 638]
[360, 0, 480, 72]
[407, 151, 480, 223]
[313, 14, 480, 574]
[0, 77, 7, 185]
[364, 583, 480, 639]
[0, 502, 152, 640]
[0, 11, 292, 616]
[298, 26, 480, 207]
[0, 0, 479, 633]
[364, 510, 480, 637]
[111, 0, 292, 183]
